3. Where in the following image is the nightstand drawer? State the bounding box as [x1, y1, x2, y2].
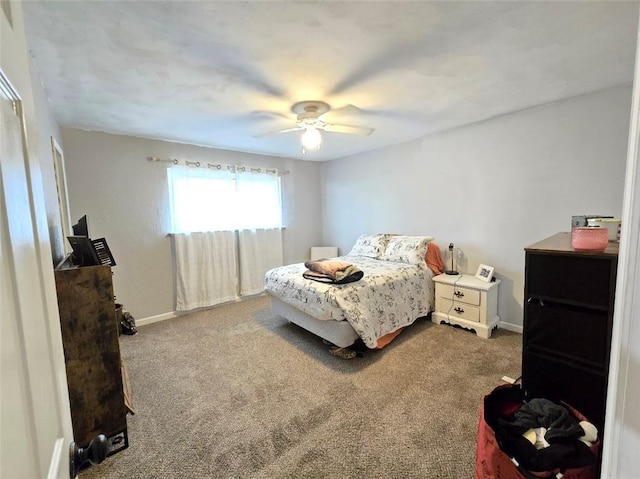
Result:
[436, 298, 481, 323]
[437, 284, 480, 306]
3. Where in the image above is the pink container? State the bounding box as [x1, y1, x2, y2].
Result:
[571, 227, 608, 251]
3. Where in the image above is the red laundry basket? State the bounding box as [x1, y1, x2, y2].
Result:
[475, 383, 600, 479]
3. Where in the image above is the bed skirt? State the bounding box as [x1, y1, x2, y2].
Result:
[269, 296, 359, 348]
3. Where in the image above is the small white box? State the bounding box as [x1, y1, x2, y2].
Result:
[310, 246, 339, 260]
[586, 218, 621, 241]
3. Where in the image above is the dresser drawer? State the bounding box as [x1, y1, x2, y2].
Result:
[526, 252, 614, 307]
[524, 300, 610, 368]
[437, 284, 480, 306]
[436, 297, 480, 322]
[523, 351, 607, 430]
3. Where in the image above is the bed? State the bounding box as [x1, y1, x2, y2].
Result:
[264, 234, 443, 349]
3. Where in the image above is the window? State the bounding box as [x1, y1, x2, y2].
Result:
[168, 165, 283, 233]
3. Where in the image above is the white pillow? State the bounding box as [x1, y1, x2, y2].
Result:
[347, 234, 390, 258]
[380, 235, 434, 267]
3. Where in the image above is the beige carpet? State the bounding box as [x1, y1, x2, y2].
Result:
[80, 296, 521, 479]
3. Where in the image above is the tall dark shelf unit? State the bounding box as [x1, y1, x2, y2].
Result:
[523, 232, 618, 437]
[54, 262, 128, 455]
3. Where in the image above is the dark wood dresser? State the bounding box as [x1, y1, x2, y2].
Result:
[54, 263, 128, 455]
[523, 232, 618, 434]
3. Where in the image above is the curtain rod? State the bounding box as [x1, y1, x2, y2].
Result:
[147, 156, 289, 175]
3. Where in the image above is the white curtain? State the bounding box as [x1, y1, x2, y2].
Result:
[173, 231, 238, 311]
[238, 228, 284, 296]
[169, 164, 284, 311]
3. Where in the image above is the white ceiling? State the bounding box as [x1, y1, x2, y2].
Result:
[22, 1, 640, 161]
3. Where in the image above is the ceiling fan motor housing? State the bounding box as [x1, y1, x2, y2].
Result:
[292, 101, 331, 125]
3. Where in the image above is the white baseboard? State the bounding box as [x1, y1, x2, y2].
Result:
[136, 311, 178, 327]
[498, 321, 523, 334]
[136, 293, 267, 328]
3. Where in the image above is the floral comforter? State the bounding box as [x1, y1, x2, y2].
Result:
[264, 255, 434, 348]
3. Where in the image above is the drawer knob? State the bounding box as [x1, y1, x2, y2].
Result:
[454, 291, 465, 298]
[454, 307, 465, 314]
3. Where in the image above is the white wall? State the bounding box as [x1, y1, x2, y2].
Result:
[1, 0, 64, 264]
[322, 85, 631, 328]
[60, 128, 324, 320]
[28, 57, 66, 263]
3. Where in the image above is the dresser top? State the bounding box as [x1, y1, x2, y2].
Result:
[525, 232, 619, 257]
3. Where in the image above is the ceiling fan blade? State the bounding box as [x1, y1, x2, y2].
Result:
[250, 110, 294, 122]
[252, 126, 302, 138]
[321, 104, 363, 120]
[322, 123, 374, 136]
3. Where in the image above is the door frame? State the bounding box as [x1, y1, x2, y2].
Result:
[601, 11, 640, 477]
[0, 67, 73, 479]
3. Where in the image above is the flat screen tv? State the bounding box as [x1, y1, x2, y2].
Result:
[72, 215, 89, 237]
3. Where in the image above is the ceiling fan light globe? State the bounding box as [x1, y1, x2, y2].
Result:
[301, 127, 322, 152]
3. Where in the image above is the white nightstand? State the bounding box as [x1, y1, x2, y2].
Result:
[431, 273, 501, 339]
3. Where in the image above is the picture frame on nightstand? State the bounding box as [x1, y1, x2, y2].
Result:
[475, 264, 494, 282]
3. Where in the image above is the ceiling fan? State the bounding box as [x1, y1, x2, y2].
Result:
[253, 101, 374, 153]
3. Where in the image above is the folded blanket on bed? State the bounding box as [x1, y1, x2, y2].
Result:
[303, 259, 364, 284]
